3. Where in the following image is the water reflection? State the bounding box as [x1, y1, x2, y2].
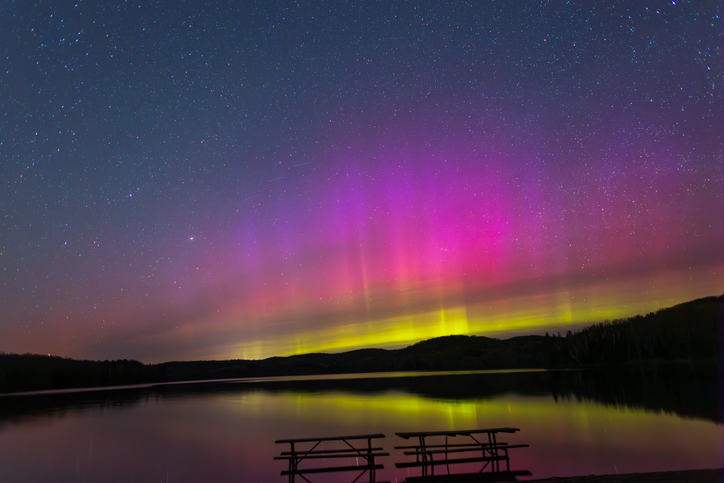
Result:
[0, 365, 720, 482]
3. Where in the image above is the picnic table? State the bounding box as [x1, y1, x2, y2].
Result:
[394, 428, 530, 480]
[275, 433, 388, 482]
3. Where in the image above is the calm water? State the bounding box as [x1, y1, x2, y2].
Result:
[0, 366, 721, 482]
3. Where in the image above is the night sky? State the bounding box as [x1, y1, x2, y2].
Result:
[1, 1, 721, 363]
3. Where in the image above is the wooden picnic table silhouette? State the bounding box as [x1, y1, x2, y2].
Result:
[275, 433, 389, 482]
[274, 428, 530, 482]
[394, 428, 531, 481]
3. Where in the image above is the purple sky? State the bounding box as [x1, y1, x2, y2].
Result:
[1, 0, 721, 362]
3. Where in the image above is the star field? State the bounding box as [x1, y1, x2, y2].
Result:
[1, 0, 721, 362]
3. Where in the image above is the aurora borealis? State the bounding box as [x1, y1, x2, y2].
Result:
[1, 1, 721, 362]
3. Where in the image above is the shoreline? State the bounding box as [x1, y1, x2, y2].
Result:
[1, 358, 716, 396]
[404, 469, 723, 482]
[524, 468, 722, 483]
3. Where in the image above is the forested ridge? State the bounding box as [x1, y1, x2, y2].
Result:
[1, 294, 720, 393]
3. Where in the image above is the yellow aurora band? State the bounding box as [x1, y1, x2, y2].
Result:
[233, 265, 722, 360]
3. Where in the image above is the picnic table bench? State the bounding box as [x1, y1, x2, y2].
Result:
[275, 433, 388, 482]
[395, 428, 530, 480]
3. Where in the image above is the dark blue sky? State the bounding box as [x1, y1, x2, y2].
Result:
[1, 0, 721, 362]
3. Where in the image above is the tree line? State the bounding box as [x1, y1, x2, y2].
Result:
[1, 294, 720, 393]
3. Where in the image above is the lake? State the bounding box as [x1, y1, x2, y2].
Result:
[0, 365, 720, 482]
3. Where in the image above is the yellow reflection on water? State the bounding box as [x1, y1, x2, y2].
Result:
[1, 371, 719, 482]
[229, 386, 722, 479]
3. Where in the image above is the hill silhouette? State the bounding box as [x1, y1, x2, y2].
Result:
[1, 294, 720, 393]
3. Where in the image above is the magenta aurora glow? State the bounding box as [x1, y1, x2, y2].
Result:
[1, 1, 721, 362]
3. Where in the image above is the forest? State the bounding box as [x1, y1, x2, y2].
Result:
[1, 294, 720, 394]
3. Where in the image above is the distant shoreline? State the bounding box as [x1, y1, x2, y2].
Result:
[1, 294, 721, 394]
[0, 361, 710, 399]
[1, 367, 552, 398]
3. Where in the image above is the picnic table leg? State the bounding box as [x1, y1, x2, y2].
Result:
[419, 436, 429, 477]
[289, 442, 296, 482]
[349, 437, 376, 483]
[471, 433, 492, 473]
[487, 432, 500, 472]
[368, 437, 376, 483]
[351, 462, 374, 483]
[445, 435, 451, 475]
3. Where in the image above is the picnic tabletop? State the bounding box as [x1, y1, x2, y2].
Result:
[396, 428, 520, 439]
[275, 433, 386, 444]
